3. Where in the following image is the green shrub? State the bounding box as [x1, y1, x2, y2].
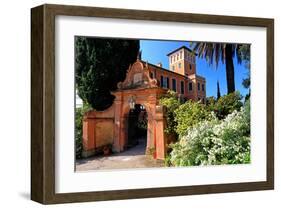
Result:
[214, 91, 243, 119]
[174, 101, 212, 137]
[75, 103, 92, 159]
[206, 96, 217, 112]
[169, 105, 250, 167]
[159, 90, 181, 136]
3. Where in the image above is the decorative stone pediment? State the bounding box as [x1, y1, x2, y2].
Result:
[117, 60, 158, 90]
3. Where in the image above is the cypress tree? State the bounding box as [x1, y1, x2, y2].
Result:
[75, 37, 140, 110]
[217, 80, 221, 100]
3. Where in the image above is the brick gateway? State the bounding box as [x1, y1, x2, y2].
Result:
[82, 60, 168, 160]
[82, 46, 206, 160]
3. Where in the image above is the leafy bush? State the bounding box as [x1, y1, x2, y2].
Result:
[206, 96, 217, 111]
[75, 103, 92, 159]
[169, 103, 250, 166]
[160, 91, 243, 139]
[214, 91, 243, 119]
[174, 101, 212, 137]
[159, 90, 181, 136]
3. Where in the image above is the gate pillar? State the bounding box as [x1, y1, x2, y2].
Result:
[113, 92, 122, 152]
[154, 105, 167, 160]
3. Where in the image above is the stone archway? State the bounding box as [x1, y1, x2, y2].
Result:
[82, 60, 168, 160]
[126, 104, 147, 150]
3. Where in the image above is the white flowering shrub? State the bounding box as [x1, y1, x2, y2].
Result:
[169, 101, 250, 166]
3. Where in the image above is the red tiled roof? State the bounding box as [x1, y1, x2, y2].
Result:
[166, 46, 197, 56]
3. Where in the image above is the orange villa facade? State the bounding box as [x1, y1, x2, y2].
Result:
[146, 46, 206, 102]
[82, 46, 206, 160]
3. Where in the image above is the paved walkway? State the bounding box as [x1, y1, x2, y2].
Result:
[76, 137, 164, 171]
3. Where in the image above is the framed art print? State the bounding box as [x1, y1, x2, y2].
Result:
[31, 4, 274, 204]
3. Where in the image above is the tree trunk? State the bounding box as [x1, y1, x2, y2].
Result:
[225, 44, 235, 94]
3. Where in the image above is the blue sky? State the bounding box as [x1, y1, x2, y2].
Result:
[140, 40, 249, 98]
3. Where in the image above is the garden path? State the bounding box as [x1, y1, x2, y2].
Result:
[76, 137, 164, 171]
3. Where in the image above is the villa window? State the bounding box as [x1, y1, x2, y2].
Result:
[160, 75, 164, 87]
[178, 63, 181, 68]
[189, 82, 193, 91]
[198, 83, 200, 91]
[180, 81, 184, 94]
[166, 77, 170, 88]
[172, 79, 177, 92]
[150, 72, 154, 79]
[190, 64, 192, 71]
[202, 83, 205, 91]
[172, 65, 175, 71]
[163, 77, 168, 88]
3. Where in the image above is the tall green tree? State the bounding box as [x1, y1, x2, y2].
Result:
[192, 43, 244, 94]
[75, 37, 139, 110]
[217, 80, 221, 100]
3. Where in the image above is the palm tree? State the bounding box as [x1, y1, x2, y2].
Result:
[192, 43, 242, 94]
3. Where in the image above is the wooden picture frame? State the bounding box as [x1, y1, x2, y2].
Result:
[31, 4, 274, 204]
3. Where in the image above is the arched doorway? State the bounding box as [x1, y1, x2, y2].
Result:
[127, 104, 148, 153]
[82, 60, 169, 160]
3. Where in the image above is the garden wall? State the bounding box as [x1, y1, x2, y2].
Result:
[82, 105, 115, 157]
